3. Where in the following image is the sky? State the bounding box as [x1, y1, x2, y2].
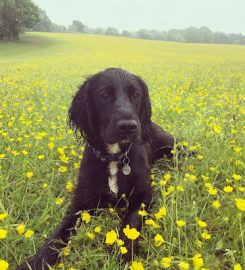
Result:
[33, 0, 245, 34]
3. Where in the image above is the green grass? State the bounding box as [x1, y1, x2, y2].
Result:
[0, 32, 244, 270]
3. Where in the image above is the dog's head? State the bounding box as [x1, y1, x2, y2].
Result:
[68, 68, 152, 146]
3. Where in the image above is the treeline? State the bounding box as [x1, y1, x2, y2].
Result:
[1, 0, 245, 45]
[0, 0, 39, 40]
[33, 12, 245, 45]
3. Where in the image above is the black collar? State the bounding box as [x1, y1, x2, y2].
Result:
[86, 142, 132, 163]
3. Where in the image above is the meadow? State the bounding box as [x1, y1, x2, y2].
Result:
[0, 32, 244, 270]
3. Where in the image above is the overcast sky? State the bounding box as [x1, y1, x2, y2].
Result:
[34, 0, 245, 34]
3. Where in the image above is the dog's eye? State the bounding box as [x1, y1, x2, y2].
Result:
[100, 92, 110, 101]
[132, 92, 140, 99]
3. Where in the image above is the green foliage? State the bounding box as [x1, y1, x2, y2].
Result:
[32, 8, 52, 32]
[69, 20, 85, 33]
[0, 0, 39, 40]
[105, 27, 119, 36]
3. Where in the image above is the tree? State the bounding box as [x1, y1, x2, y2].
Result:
[199, 26, 213, 43]
[0, 0, 39, 40]
[121, 30, 131, 37]
[69, 20, 85, 33]
[167, 29, 186, 42]
[213, 31, 231, 44]
[105, 27, 119, 36]
[32, 9, 66, 33]
[32, 8, 52, 32]
[135, 29, 152, 39]
[51, 23, 66, 33]
[183, 27, 202, 43]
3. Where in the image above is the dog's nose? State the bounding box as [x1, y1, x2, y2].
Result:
[117, 119, 138, 134]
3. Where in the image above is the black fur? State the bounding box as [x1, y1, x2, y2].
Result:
[17, 68, 174, 270]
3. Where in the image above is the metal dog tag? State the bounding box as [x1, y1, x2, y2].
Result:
[122, 149, 132, 176]
[122, 164, 131, 175]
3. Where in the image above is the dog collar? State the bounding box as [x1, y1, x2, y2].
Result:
[86, 142, 132, 176]
[86, 142, 132, 162]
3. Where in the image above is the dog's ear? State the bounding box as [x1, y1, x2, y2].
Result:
[68, 77, 94, 140]
[136, 77, 152, 142]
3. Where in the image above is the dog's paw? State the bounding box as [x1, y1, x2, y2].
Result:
[16, 246, 59, 270]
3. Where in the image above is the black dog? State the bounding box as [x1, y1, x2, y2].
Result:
[17, 68, 174, 269]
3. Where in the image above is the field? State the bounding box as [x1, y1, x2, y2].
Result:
[0, 32, 244, 270]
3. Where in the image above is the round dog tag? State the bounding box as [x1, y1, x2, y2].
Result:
[122, 164, 131, 175]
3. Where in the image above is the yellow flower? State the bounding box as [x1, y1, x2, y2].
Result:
[235, 160, 242, 166]
[164, 173, 171, 181]
[130, 261, 144, 270]
[234, 263, 242, 270]
[201, 175, 209, 181]
[197, 155, 203, 160]
[42, 183, 48, 188]
[183, 141, 188, 147]
[105, 230, 117, 245]
[117, 239, 124, 246]
[177, 185, 184, 192]
[48, 142, 54, 149]
[55, 197, 64, 205]
[120, 246, 128, 254]
[234, 147, 242, 153]
[176, 220, 186, 227]
[207, 187, 217, 195]
[161, 257, 172, 268]
[60, 154, 69, 163]
[195, 239, 203, 248]
[94, 226, 101, 233]
[57, 147, 65, 155]
[145, 219, 160, 228]
[159, 180, 167, 186]
[0, 260, 9, 270]
[212, 200, 221, 209]
[201, 230, 211, 240]
[86, 232, 95, 240]
[164, 185, 175, 196]
[109, 208, 115, 213]
[74, 162, 80, 169]
[197, 219, 207, 228]
[192, 254, 204, 269]
[233, 174, 242, 181]
[81, 212, 91, 223]
[63, 246, 70, 256]
[37, 155, 45, 160]
[154, 234, 165, 247]
[0, 228, 7, 239]
[238, 187, 245, 192]
[178, 261, 190, 269]
[26, 171, 33, 178]
[154, 207, 167, 219]
[212, 124, 222, 134]
[16, 224, 26, 235]
[123, 225, 140, 240]
[66, 181, 74, 192]
[0, 213, 8, 221]
[235, 198, 245, 211]
[223, 186, 233, 193]
[57, 262, 64, 268]
[58, 166, 67, 173]
[138, 210, 148, 217]
[24, 230, 34, 238]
